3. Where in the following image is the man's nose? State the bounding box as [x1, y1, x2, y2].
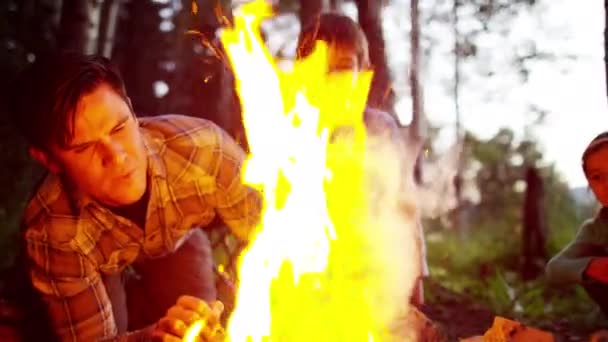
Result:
[100, 138, 127, 168]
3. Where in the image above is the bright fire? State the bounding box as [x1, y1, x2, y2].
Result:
[186, 0, 420, 341]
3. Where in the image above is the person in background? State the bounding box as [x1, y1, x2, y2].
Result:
[296, 12, 429, 307]
[546, 132, 608, 315]
[7, 51, 261, 341]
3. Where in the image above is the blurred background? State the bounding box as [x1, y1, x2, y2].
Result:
[0, 0, 606, 339]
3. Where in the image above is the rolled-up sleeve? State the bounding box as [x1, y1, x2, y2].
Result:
[545, 221, 602, 285]
[207, 125, 262, 241]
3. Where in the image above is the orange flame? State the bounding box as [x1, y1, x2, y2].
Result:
[185, 0, 420, 341]
[184, 320, 204, 341]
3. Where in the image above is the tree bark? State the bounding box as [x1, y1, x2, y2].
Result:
[329, 0, 342, 11]
[521, 166, 547, 280]
[355, 0, 394, 113]
[410, 0, 422, 132]
[191, 0, 233, 32]
[171, 0, 243, 145]
[410, 0, 424, 184]
[299, 0, 323, 31]
[49, 0, 64, 29]
[96, 0, 122, 58]
[58, 0, 104, 54]
[453, 0, 464, 232]
[605, 0, 608, 104]
[112, 0, 164, 115]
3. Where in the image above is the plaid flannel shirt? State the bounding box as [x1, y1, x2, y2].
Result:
[22, 115, 262, 341]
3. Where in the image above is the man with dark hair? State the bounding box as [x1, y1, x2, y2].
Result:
[8, 52, 261, 341]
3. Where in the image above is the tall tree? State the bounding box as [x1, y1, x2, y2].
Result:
[354, 0, 393, 113]
[0, 0, 55, 265]
[167, 0, 243, 143]
[409, 0, 424, 184]
[521, 165, 547, 280]
[96, 0, 122, 58]
[329, 0, 341, 11]
[605, 0, 608, 103]
[299, 0, 323, 31]
[452, 0, 464, 230]
[192, 0, 233, 28]
[58, 0, 104, 53]
[113, 0, 167, 116]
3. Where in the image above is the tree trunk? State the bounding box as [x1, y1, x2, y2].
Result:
[299, 0, 323, 31]
[96, 0, 122, 58]
[113, 0, 164, 115]
[49, 0, 64, 29]
[329, 0, 342, 11]
[521, 166, 547, 280]
[453, 0, 464, 233]
[168, 0, 241, 138]
[409, 0, 422, 132]
[605, 0, 608, 103]
[58, 0, 104, 54]
[355, 0, 394, 113]
[410, 0, 424, 184]
[191, 0, 233, 32]
[13, 0, 61, 55]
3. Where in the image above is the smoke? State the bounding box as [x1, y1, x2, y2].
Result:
[359, 132, 422, 340]
[416, 140, 464, 218]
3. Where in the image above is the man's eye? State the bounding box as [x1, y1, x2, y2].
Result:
[74, 145, 89, 153]
[112, 123, 126, 134]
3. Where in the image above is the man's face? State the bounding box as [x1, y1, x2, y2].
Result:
[44, 83, 148, 207]
[586, 147, 608, 207]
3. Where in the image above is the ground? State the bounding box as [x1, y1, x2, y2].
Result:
[421, 279, 606, 342]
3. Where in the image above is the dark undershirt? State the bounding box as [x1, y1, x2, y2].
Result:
[110, 187, 150, 231]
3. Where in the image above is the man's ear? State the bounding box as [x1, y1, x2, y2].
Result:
[29, 147, 61, 173]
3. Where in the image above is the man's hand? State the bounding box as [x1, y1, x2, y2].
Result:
[585, 257, 608, 283]
[151, 295, 224, 342]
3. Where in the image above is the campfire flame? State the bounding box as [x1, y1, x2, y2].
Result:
[184, 320, 204, 341]
[186, 0, 421, 340]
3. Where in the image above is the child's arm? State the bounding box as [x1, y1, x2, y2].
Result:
[545, 220, 606, 285]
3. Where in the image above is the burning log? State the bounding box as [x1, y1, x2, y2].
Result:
[183, 302, 447, 342]
[460, 316, 554, 342]
[393, 305, 448, 342]
[591, 330, 608, 342]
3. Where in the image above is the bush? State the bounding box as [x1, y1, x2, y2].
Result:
[424, 217, 607, 332]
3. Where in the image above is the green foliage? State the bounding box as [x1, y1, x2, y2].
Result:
[461, 128, 580, 237]
[425, 227, 607, 332]
[424, 126, 596, 331]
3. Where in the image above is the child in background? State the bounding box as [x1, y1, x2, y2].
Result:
[296, 12, 428, 307]
[546, 132, 608, 315]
